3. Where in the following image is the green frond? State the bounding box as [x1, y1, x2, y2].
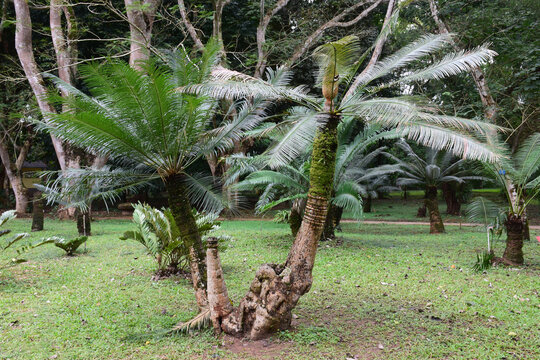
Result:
[353, 33, 453, 88]
[466, 197, 504, 227]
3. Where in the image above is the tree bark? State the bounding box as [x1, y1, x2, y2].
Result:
[442, 182, 461, 215]
[0, 138, 30, 215]
[206, 237, 233, 333]
[254, 0, 290, 78]
[13, 0, 67, 170]
[124, 0, 158, 69]
[177, 0, 204, 50]
[344, 0, 395, 98]
[286, 0, 382, 66]
[220, 114, 339, 339]
[503, 214, 524, 265]
[425, 186, 444, 234]
[31, 191, 44, 231]
[165, 174, 208, 310]
[362, 195, 372, 213]
[76, 209, 91, 236]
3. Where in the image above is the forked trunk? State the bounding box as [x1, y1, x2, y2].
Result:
[165, 174, 208, 310]
[425, 186, 444, 234]
[31, 191, 44, 231]
[220, 114, 339, 339]
[502, 214, 524, 265]
[76, 210, 91, 236]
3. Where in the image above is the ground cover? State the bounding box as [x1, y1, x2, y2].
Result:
[1, 219, 538, 359]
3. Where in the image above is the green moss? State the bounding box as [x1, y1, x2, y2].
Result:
[308, 116, 339, 198]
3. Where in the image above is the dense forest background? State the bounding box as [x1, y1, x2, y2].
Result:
[0, 0, 538, 211]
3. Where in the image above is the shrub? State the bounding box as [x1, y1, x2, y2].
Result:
[0, 210, 29, 264]
[120, 203, 230, 275]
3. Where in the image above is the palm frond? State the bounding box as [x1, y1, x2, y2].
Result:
[170, 308, 211, 334]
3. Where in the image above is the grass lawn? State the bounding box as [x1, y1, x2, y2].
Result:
[1, 219, 539, 359]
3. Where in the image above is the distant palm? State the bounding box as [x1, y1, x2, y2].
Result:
[377, 140, 484, 233]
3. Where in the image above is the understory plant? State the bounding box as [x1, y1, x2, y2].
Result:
[30, 236, 89, 256]
[0, 210, 29, 265]
[120, 203, 230, 276]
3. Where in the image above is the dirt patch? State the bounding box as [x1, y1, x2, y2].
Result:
[223, 335, 293, 360]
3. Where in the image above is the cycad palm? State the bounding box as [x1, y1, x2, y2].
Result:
[39, 41, 265, 309]
[183, 34, 503, 338]
[380, 140, 484, 233]
[468, 133, 540, 264]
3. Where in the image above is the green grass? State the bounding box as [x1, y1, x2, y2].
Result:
[1, 219, 539, 359]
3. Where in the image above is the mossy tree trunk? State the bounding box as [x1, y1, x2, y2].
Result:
[502, 214, 524, 265]
[425, 185, 444, 234]
[165, 174, 208, 310]
[220, 115, 339, 339]
[31, 191, 44, 231]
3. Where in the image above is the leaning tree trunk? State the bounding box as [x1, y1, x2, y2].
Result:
[320, 204, 339, 241]
[31, 191, 44, 231]
[442, 183, 461, 215]
[165, 174, 208, 310]
[502, 214, 524, 265]
[219, 114, 339, 339]
[76, 210, 91, 236]
[425, 186, 444, 234]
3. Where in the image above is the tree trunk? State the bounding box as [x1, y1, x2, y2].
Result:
[31, 191, 44, 231]
[220, 114, 339, 339]
[425, 186, 444, 234]
[503, 215, 524, 265]
[124, 0, 158, 69]
[13, 0, 67, 170]
[334, 206, 343, 228]
[362, 195, 372, 213]
[289, 207, 302, 237]
[76, 210, 91, 236]
[442, 183, 461, 215]
[165, 174, 208, 310]
[320, 207, 335, 242]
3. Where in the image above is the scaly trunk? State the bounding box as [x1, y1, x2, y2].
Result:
[320, 204, 337, 241]
[31, 191, 44, 231]
[220, 114, 339, 339]
[362, 195, 372, 213]
[289, 207, 302, 237]
[165, 174, 208, 310]
[76, 210, 91, 236]
[334, 206, 343, 228]
[502, 214, 524, 265]
[442, 183, 461, 215]
[425, 186, 444, 234]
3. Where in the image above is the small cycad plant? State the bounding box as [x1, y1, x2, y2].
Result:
[24, 236, 89, 256]
[0, 210, 29, 265]
[120, 203, 230, 276]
